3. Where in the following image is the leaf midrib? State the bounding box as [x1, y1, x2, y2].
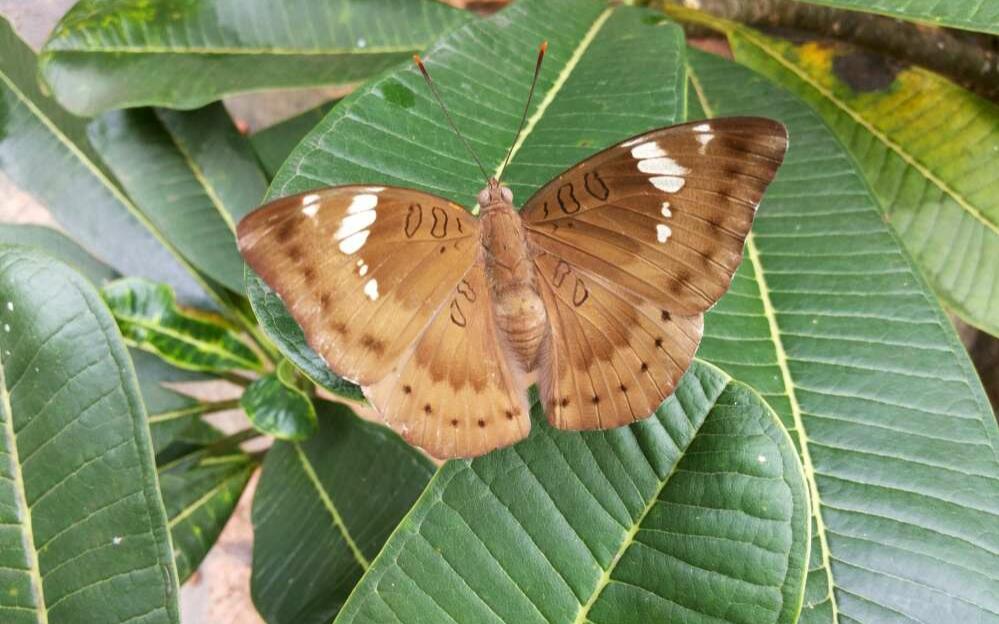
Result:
[293, 443, 370, 571]
[0, 349, 49, 624]
[115, 312, 259, 370]
[688, 63, 841, 622]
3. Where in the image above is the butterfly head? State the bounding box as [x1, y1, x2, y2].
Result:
[478, 178, 514, 209]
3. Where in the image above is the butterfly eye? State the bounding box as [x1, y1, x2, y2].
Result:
[501, 186, 514, 203]
[477, 188, 491, 206]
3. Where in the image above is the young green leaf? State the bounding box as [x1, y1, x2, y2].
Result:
[792, 0, 999, 34]
[685, 47, 999, 624]
[103, 278, 263, 373]
[39, 0, 471, 116]
[158, 437, 255, 582]
[250, 102, 339, 179]
[252, 401, 436, 624]
[0, 246, 180, 623]
[249, 0, 688, 402]
[335, 362, 810, 624]
[0, 18, 215, 308]
[88, 104, 269, 294]
[241, 373, 317, 441]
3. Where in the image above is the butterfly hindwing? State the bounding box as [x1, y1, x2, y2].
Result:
[237, 186, 479, 386]
[521, 117, 788, 315]
[534, 251, 703, 430]
[365, 259, 530, 458]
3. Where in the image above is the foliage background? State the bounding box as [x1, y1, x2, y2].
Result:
[0, 0, 996, 623]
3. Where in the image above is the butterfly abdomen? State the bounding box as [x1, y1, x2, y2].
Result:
[482, 201, 548, 370]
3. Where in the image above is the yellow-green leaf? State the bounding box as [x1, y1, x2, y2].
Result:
[103, 278, 262, 373]
[669, 6, 999, 336]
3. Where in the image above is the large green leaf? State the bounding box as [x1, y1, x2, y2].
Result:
[103, 278, 262, 373]
[674, 9, 999, 337]
[684, 47, 999, 623]
[0, 226, 223, 451]
[0, 18, 216, 309]
[158, 436, 254, 582]
[0, 224, 118, 286]
[250, 102, 339, 179]
[252, 401, 435, 624]
[793, 0, 999, 34]
[335, 362, 809, 624]
[39, 0, 471, 116]
[250, 0, 688, 398]
[88, 104, 269, 294]
[0, 246, 179, 623]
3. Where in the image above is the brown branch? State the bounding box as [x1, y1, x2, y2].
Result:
[656, 0, 999, 102]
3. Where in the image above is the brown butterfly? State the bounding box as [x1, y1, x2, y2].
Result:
[237, 43, 787, 459]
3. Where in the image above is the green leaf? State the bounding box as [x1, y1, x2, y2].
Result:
[0, 223, 229, 452]
[334, 362, 809, 624]
[0, 224, 118, 286]
[131, 348, 221, 453]
[252, 401, 435, 624]
[39, 0, 471, 116]
[0, 17, 217, 309]
[0, 246, 179, 623]
[250, 102, 339, 179]
[672, 9, 999, 338]
[246, 269, 364, 402]
[250, 0, 687, 399]
[158, 437, 254, 582]
[241, 372, 317, 441]
[684, 47, 999, 623]
[103, 278, 262, 373]
[88, 104, 269, 294]
[792, 0, 999, 34]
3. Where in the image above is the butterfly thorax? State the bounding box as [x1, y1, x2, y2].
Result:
[480, 188, 548, 371]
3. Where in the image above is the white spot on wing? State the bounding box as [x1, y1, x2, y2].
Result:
[365, 186, 386, 193]
[638, 157, 688, 176]
[697, 133, 714, 154]
[631, 141, 666, 159]
[335, 210, 377, 240]
[338, 230, 370, 254]
[302, 193, 321, 206]
[693, 123, 710, 132]
[347, 193, 378, 214]
[656, 224, 672, 243]
[364, 279, 379, 301]
[621, 136, 645, 148]
[650, 176, 685, 193]
[661, 202, 672, 218]
[302, 203, 319, 218]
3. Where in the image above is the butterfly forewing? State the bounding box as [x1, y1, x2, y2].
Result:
[521, 117, 788, 314]
[365, 259, 530, 458]
[534, 251, 703, 430]
[237, 186, 479, 385]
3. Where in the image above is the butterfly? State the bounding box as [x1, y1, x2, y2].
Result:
[237, 43, 787, 459]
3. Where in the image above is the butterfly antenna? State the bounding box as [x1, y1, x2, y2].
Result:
[413, 54, 490, 183]
[498, 40, 547, 181]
